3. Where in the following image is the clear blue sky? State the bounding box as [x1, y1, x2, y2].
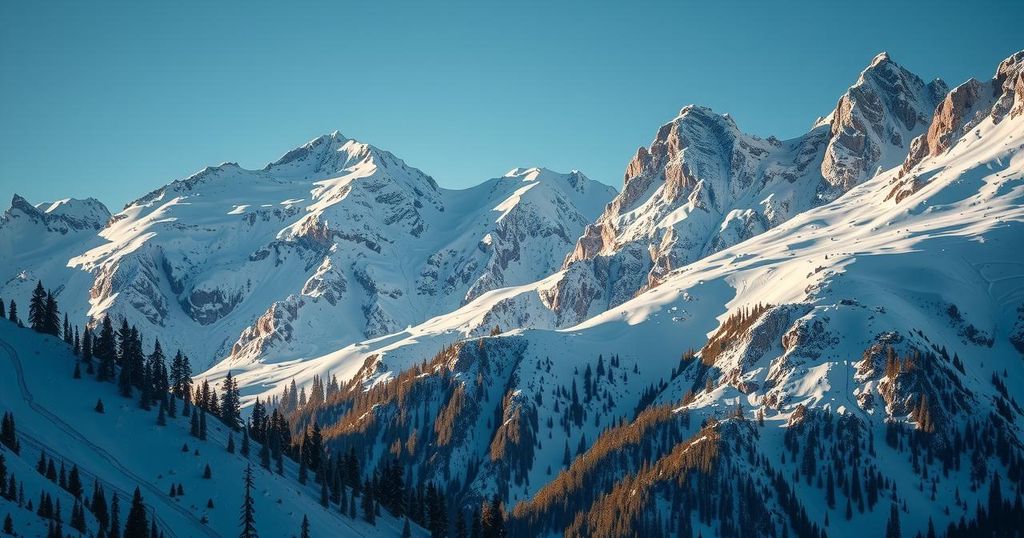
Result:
[1, 0, 1021, 210]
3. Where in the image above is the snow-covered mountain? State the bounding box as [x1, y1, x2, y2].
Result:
[553, 53, 948, 322]
[241, 50, 1024, 538]
[0, 196, 110, 325]
[2, 48, 1023, 538]
[0, 132, 615, 373]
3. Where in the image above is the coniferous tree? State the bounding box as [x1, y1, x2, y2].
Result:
[227, 433, 235, 454]
[362, 480, 375, 523]
[123, 488, 148, 538]
[63, 315, 72, 345]
[203, 464, 212, 479]
[240, 425, 250, 457]
[885, 502, 901, 538]
[2, 513, 12, 535]
[81, 329, 93, 368]
[70, 501, 86, 533]
[170, 351, 192, 400]
[7, 300, 17, 324]
[95, 317, 117, 381]
[44, 292, 60, 336]
[239, 465, 258, 538]
[199, 410, 208, 441]
[109, 494, 121, 538]
[95, 399, 105, 414]
[0, 297, 5, 319]
[91, 481, 109, 531]
[220, 371, 241, 430]
[29, 281, 48, 332]
[299, 515, 310, 538]
[66, 466, 82, 499]
[0, 413, 18, 454]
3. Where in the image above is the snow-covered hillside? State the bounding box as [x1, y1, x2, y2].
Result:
[252, 50, 1024, 538]
[0, 317, 420, 537]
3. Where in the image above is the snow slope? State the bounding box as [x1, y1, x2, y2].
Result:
[0, 318, 420, 537]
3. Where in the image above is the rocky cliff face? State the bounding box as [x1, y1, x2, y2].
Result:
[890, 49, 1024, 202]
[553, 53, 945, 323]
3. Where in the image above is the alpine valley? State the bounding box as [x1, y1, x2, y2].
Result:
[2, 49, 1024, 538]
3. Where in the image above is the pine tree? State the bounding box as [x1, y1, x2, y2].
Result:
[885, 502, 900, 538]
[170, 351, 192, 400]
[362, 480, 375, 523]
[240, 426, 250, 457]
[123, 488, 148, 538]
[91, 481, 109, 531]
[66, 466, 82, 499]
[95, 317, 117, 381]
[203, 464, 212, 479]
[299, 515, 310, 538]
[109, 493, 121, 538]
[81, 329, 93, 367]
[29, 281, 47, 332]
[220, 371, 241, 430]
[3, 513, 12, 535]
[239, 465, 258, 538]
[44, 292, 60, 336]
[95, 399, 105, 413]
[0, 297, 5, 319]
[7, 300, 18, 324]
[199, 410, 208, 441]
[0, 413, 18, 454]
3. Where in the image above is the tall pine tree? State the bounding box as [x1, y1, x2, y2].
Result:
[239, 465, 258, 538]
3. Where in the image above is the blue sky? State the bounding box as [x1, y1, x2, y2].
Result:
[1, 0, 1021, 210]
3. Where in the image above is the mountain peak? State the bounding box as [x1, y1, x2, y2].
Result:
[3, 194, 110, 231]
[9, 193, 37, 214]
[869, 51, 891, 67]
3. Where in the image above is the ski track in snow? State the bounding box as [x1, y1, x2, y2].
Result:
[0, 336, 218, 537]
